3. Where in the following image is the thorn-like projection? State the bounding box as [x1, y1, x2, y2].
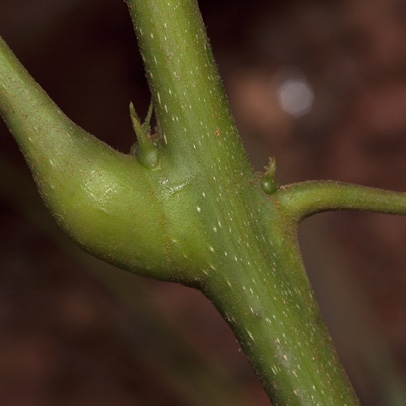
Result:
[261, 157, 279, 195]
[129, 101, 159, 169]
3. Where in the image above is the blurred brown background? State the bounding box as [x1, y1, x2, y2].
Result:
[0, 0, 406, 405]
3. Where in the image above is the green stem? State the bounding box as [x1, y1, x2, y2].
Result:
[125, 0, 252, 175]
[202, 210, 359, 405]
[0, 36, 79, 152]
[277, 181, 406, 222]
[125, 1, 360, 404]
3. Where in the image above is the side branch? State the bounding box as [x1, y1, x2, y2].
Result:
[0, 35, 196, 281]
[0, 36, 79, 150]
[277, 181, 406, 222]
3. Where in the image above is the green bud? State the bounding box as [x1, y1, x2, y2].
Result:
[261, 157, 279, 195]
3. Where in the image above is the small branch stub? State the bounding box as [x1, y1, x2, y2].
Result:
[129, 101, 159, 169]
[261, 157, 279, 195]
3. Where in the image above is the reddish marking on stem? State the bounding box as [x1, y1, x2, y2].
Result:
[215, 130, 221, 137]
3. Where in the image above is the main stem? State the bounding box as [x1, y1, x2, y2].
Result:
[125, 0, 252, 175]
[126, 0, 359, 404]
